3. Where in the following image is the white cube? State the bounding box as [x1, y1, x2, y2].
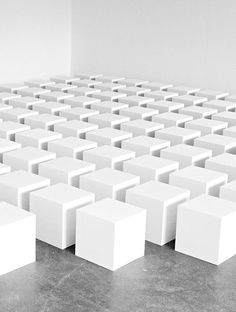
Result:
[0, 138, 21, 161]
[93, 91, 126, 102]
[120, 119, 164, 137]
[160, 144, 212, 168]
[90, 101, 128, 114]
[123, 155, 178, 183]
[40, 91, 74, 103]
[169, 166, 228, 198]
[54, 120, 98, 139]
[50, 75, 80, 84]
[119, 106, 159, 121]
[0, 201, 35, 276]
[194, 134, 236, 156]
[226, 94, 236, 103]
[38, 156, 95, 187]
[126, 181, 190, 245]
[0, 92, 21, 104]
[185, 118, 228, 135]
[9, 96, 45, 109]
[203, 99, 236, 112]
[48, 137, 97, 159]
[64, 96, 100, 108]
[145, 91, 178, 101]
[141, 82, 173, 91]
[32, 101, 71, 116]
[0, 108, 38, 124]
[119, 86, 151, 96]
[76, 73, 102, 80]
[220, 180, 236, 202]
[175, 195, 236, 265]
[205, 153, 236, 182]
[96, 75, 125, 83]
[17, 87, 51, 98]
[174, 95, 207, 107]
[80, 168, 139, 201]
[46, 83, 77, 92]
[24, 114, 66, 131]
[212, 111, 236, 127]
[167, 85, 200, 95]
[3, 147, 56, 174]
[25, 79, 55, 88]
[30, 183, 94, 249]
[121, 135, 170, 157]
[0, 83, 28, 94]
[179, 106, 217, 119]
[75, 198, 146, 271]
[0, 103, 13, 112]
[83, 145, 135, 170]
[86, 127, 132, 147]
[97, 82, 126, 92]
[155, 126, 201, 146]
[72, 79, 102, 88]
[153, 112, 193, 127]
[68, 86, 101, 97]
[88, 113, 130, 129]
[15, 128, 62, 150]
[0, 170, 50, 210]
[122, 78, 148, 87]
[60, 107, 99, 121]
[147, 100, 184, 113]
[224, 126, 236, 138]
[0, 121, 30, 141]
[195, 90, 229, 100]
[119, 95, 154, 107]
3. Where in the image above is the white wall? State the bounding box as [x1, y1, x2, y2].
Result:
[71, 0, 236, 93]
[0, 0, 71, 83]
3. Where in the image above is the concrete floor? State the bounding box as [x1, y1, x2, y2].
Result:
[0, 240, 236, 312]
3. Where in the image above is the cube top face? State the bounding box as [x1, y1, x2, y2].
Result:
[31, 182, 94, 207]
[76, 73, 102, 80]
[0, 121, 30, 133]
[206, 152, 236, 167]
[78, 198, 144, 223]
[65, 95, 100, 105]
[0, 137, 21, 150]
[122, 119, 164, 132]
[25, 79, 55, 88]
[16, 128, 62, 140]
[96, 76, 125, 83]
[126, 181, 190, 204]
[167, 86, 200, 95]
[27, 113, 66, 124]
[122, 135, 170, 149]
[224, 125, 236, 137]
[154, 112, 193, 123]
[179, 106, 217, 118]
[213, 111, 236, 121]
[220, 179, 236, 193]
[0, 108, 38, 121]
[121, 86, 151, 96]
[46, 83, 77, 92]
[50, 75, 80, 84]
[120, 106, 159, 119]
[55, 120, 98, 132]
[0, 92, 21, 102]
[0, 170, 49, 189]
[89, 113, 129, 123]
[61, 106, 99, 119]
[0, 201, 35, 227]
[91, 101, 128, 113]
[156, 126, 201, 139]
[94, 91, 127, 101]
[73, 79, 102, 88]
[148, 100, 184, 111]
[203, 99, 236, 111]
[0, 103, 13, 111]
[40, 92, 74, 101]
[195, 90, 229, 100]
[84, 145, 135, 160]
[121, 78, 149, 87]
[185, 118, 228, 135]
[146, 90, 178, 100]
[81, 168, 139, 187]
[179, 194, 236, 218]
[162, 144, 212, 159]
[17, 87, 51, 97]
[125, 155, 178, 171]
[5, 146, 56, 162]
[49, 136, 97, 150]
[97, 82, 126, 91]
[9, 96, 45, 106]
[141, 82, 173, 91]
[0, 83, 27, 93]
[0, 163, 11, 174]
[195, 134, 236, 147]
[40, 156, 95, 173]
[68, 87, 101, 96]
[119, 95, 155, 106]
[32, 101, 70, 112]
[171, 165, 227, 184]
[174, 95, 208, 105]
[87, 127, 132, 141]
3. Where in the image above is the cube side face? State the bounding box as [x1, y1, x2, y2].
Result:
[30, 195, 63, 249]
[0, 183, 18, 208]
[175, 206, 221, 265]
[83, 152, 111, 170]
[126, 191, 164, 245]
[113, 210, 146, 270]
[0, 216, 36, 276]
[169, 174, 205, 198]
[220, 186, 236, 203]
[123, 162, 155, 183]
[80, 176, 112, 201]
[39, 164, 68, 185]
[76, 211, 115, 270]
[218, 213, 236, 264]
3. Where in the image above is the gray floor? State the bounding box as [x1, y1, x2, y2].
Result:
[0, 240, 236, 312]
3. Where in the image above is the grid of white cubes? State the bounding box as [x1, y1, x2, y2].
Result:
[1, 73, 236, 274]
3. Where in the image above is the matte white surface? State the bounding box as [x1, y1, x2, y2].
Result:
[54, 120, 98, 139]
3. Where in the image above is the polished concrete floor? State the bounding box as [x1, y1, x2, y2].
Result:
[0, 240, 236, 312]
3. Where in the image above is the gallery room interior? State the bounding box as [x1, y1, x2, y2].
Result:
[0, 0, 236, 311]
